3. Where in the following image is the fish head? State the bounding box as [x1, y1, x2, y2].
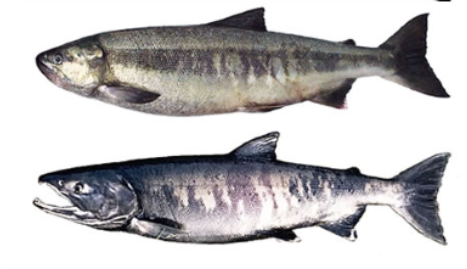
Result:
[34, 169, 138, 230]
[36, 38, 106, 97]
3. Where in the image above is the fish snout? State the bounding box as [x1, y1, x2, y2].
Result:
[36, 52, 47, 67]
[38, 173, 51, 184]
[36, 50, 70, 89]
[36, 51, 55, 78]
[38, 173, 63, 188]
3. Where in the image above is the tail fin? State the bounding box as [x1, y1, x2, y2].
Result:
[391, 153, 450, 245]
[380, 14, 449, 98]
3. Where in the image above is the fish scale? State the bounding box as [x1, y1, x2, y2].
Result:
[37, 8, 448, 116]
[34, 132, 450, 244]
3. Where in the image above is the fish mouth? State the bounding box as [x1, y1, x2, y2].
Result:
[33, 197, 92, 221]
[33, 182, 93, 222]
[34, 183, 129, 228]
[36, 53, 55, 75]
[36, 56, 56, 80]
[36, 53, 78, 92]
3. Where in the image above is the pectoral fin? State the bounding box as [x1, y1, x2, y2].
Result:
[241, 103, 284, 113]
[97, 85, 160, 104]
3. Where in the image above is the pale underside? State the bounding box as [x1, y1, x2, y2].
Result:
[97, 27, 393, 115]
[132, 162, 403, 239]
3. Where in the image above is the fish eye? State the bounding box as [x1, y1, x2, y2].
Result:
[53, 54, 63, 65]
[74, 182, 84, 194]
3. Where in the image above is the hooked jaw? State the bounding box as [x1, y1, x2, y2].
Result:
[34, 175, 129, 229]
[33, 197, 126, 227]
[33, 175, 92, 222]
[33, 197, 91, 220]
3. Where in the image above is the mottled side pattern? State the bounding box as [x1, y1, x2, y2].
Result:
[121, 156, 399, 242]
[96, 26, 394, 115]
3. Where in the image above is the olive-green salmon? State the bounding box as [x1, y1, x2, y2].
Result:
[36, 8, 448, 116]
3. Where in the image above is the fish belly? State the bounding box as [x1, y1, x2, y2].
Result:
[101, 28, 393, 115]
[106, 54, 387, 115]
[158, 163, 363, 238]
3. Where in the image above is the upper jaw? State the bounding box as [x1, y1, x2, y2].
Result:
[33, 182, 92, 221]
[36, 52, 99, 96]
[36, 53, 67, 88]
[35, 53, 78, 92]
[34, 183, 131, 229]
[36, 52, 57, 75]
[36, 54, 56, 79]
[33, 197, 90, 220]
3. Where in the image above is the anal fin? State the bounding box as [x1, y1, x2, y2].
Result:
[265, 229, 301, 242]
[320, 206, 366, 241]
[310, 79, 356, 109]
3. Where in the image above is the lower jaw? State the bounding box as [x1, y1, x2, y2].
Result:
[33, 199, 130, 228]
[37, 63, 77, 91]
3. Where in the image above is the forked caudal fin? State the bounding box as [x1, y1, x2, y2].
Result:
[380, 14, 449, 98]
[391, 153, 450, 245]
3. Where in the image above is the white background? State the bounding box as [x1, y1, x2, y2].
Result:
[1, 1, 465, 268]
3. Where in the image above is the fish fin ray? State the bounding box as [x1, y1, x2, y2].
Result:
[128, 218, 186, 239]
[380, 14, 449, 97]
[241, 103, 284, 113]
[230, 132, 279, 161]
[391, 153, 450, 245]
[98, 85, 160, 104]
[320, 206, 366, 241]
[264, 229, 301, 242]
[137, 216, 184, 230]
[207, 8, 267, 32]
[310, 79, 356, 109]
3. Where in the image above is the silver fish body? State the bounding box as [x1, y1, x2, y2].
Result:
[34, 133, 450, 244]
[36, 8, 448, 116]
[123, 156, 393, 242]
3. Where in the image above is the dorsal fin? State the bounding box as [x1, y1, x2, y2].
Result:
[207, 8, 267, 32]
[231, 132, 279, 161]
